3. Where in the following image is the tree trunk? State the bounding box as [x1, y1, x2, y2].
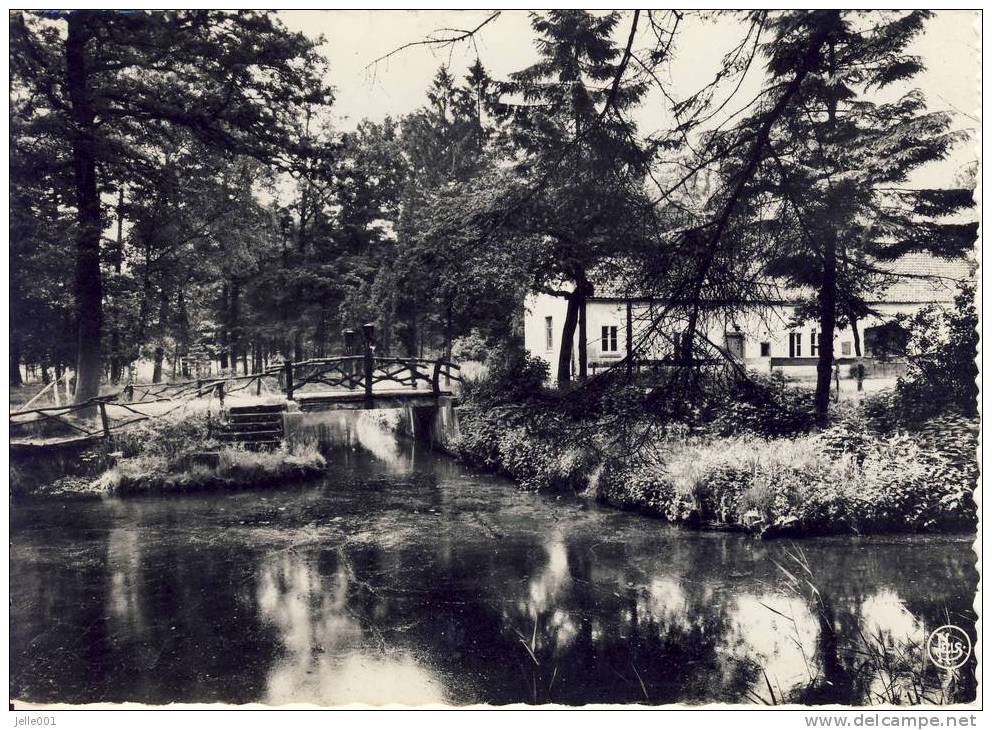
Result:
[110, 187, 126, 384]
[177, 289, 190, 378]
[229, 279, 240, 375]
[815, 36, 840, 425]
[152, 346, 164, 383]
[10, 332, 23, 386]
[219, 281, 229, 370]
[577, 297, 588, 381]
[66, 11, 104, 404]
[41, 362, 51, 386]
[152, 289, 169, 384]
[557, 293, 580, 387]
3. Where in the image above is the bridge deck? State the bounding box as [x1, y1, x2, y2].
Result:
[10, 433, 103, 453]
[294, 388, 455, 412]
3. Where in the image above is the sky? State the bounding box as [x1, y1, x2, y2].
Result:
[277, 10, 980, 185]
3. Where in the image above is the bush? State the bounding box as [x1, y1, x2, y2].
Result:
[867, 283, 978, 427]
[110, 410, 213, 460]
[450, 329, 492, 363]
[98, 442, 326, 496]
[702, 371, 818, 438]
[460, 343, 551, 406]
[451, 405, 598, 491]
[596, 428, 976, 535]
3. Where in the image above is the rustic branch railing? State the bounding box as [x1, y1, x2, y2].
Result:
[11, 354, 462, 447]
[10, 399, 114, 444]
[287, 356, 461, 400]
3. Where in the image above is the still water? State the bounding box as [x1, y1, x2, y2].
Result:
[10, 413, 978, 706]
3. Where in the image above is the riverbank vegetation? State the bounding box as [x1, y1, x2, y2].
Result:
[452, 290, 978, 536]
[13, 412, 326, 498]
[103, 413, 326, 496]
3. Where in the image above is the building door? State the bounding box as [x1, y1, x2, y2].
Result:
[725, 333, 744, 360]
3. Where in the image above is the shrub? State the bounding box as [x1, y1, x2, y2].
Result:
[702, 372, 818, 438]
[99, 442, 326, 496]
[460, 343, 551, 406]
[450, 405, 597, 492]
[596, 429, 976, 535]
[110, 409, 213, 460]
[451, 329, 492, 363]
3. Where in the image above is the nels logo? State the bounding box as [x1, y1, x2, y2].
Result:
[926, 625, 971, 670]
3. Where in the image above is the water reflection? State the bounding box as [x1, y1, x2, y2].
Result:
[8, 425, 978, 706]
[256, 550, 444, 705]
[107, 528, 145, 632]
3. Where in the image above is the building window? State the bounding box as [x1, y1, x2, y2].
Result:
[760, 341, 771, 357]
[789, 332, 802, 358]
[545, 316, 553, 352]
[601, 325, 618, 352]
[810, 330, 819, 357]
[841, 341, 852, 356]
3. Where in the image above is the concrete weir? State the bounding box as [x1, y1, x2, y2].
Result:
[402, 395, 460, 451]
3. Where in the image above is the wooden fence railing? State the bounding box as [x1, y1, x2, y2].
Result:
[286, 356, 461, 401]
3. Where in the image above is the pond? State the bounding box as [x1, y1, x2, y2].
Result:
[9, 412, 978, 706]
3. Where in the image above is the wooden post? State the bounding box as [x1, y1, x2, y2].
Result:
[98, 401, 110, 439]
[363, 349, 374, 408]
[285, 359, 294, 401]
[255, 374, 262, 397]
[409, 360, 418, 390]
[196, 378, 203, 397]
[362, 323, 375, 409]
[432, 361, 441, 395]
[217, 382, 225, 410]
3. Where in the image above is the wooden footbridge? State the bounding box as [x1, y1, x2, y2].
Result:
[10, 349, 462, 452]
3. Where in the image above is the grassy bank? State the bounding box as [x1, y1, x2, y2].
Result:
[452, 404, 977, 536]
[95, 443, 326, 496]
[449, 340, 977, 536]
[14, 409, 328, 498]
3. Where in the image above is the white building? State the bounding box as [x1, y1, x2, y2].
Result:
[524, 254, 972, 381]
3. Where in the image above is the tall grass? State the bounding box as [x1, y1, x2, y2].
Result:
[600, 425, 976, 534]
[93, 409, 327, 496]
[755, 548, 974, 705]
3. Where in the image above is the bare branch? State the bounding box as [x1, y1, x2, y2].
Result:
[364, 11, 501, 72]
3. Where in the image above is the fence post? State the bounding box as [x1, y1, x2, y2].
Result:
[362, 323, 375, 409]
[196, 378, 203, 397]
[98, 402, 111, 439]
[409, 360, 418, 390]
[363, 348, 374, 408]
[285, 359, 295, 401]
[432, 361, 441, 395]
[217, 382, 225, 410]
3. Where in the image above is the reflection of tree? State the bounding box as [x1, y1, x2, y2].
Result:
[255, 550, 445, 705]
[758, 547, 977, 706]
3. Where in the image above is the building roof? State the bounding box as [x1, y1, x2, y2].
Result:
[871, 254, 973, 303]
[589, 254, 974, 305]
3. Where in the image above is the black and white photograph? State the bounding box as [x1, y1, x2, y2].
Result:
[7, 7, 981, 715]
